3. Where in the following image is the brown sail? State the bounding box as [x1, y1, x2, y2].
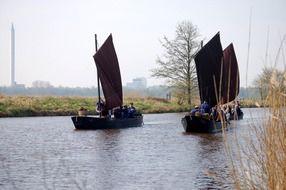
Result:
[221, 43, 240, 104]
[194, 32, 223, 108]
[93, 34, 122, 110]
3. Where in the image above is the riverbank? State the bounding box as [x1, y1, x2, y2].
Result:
[0, 95, 191, 117]
[0, 95, 262, 117]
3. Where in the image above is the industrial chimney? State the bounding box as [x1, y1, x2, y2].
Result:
[11, 23, 16, 86]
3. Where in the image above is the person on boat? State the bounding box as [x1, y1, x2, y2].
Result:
[122, 105, 129, 118]
[216, 105, 229, 122]
[235, 102, 243, 116]
[215, 106, 223, 121]
[107, 109, 112, 119]
[222, 105, 230, 121]
[228, 104, 232, 115]
[200, 100, 210, 113]
[96, 98, 105, 112]
[211, 105, 218, 120]
[114, 106, 123, 118]
[101, 108, 109, 118]
[129, 102, 135, 110]
[231, 104, 236, 114]
[190, 105, 200, 116]
[128, 102, 137, 118]
[230, 101, 243, 119]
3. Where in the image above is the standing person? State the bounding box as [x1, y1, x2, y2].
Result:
[96, 98, 105, 113]
[211, 105, 218, 120]
[216, 106, 224, 121]
[122, 105, 129, 118]
[96, 98, 106, 117]
[235, 101, 243, 116]
[200, 100, 210, 113]
[107, 109, 112, 119]
[129, 102, 136, 110]
[223, 105, 230, 121]
[128, 102, 136, 118]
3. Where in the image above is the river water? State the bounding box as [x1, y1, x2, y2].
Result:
[0, 108, 266, 190]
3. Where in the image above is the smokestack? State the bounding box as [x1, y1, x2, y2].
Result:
[11, 23, 16, 86]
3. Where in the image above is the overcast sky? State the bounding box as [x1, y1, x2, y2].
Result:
[0, 0, 285, 88]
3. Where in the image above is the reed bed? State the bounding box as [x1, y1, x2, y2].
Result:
[224, 70, 286, 189]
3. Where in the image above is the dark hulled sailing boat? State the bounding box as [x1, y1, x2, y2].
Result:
[71, 34, 143, 130]
[181, 32, 240, 133]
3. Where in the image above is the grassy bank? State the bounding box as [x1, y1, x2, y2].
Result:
[0, 95, 262, 117]
[0, 95, 192, 117]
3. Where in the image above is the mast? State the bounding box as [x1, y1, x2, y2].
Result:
[95, 34, 101, 117]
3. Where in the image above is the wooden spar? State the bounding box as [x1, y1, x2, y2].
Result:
[95, 34, 101, 117]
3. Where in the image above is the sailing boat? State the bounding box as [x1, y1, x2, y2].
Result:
[181, 32, 240, 133]
[223, 43, 243, 120]
[71, 34, 143, 130]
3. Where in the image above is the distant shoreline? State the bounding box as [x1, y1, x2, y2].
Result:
[0, 95, 190, 117]
[0, 95, 262, 118]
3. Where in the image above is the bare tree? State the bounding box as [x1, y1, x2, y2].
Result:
[253, 66, 285, 100]
[151, 21, 200, 105]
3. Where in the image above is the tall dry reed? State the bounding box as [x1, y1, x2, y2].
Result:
[224, 67, 286, 189]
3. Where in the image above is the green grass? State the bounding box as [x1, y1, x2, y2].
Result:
[0, 96, 94, 117]
[0, 95, 192, 117]
[0, 95, 261, 117]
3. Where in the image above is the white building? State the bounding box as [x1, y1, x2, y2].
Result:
[126, 77, 147, 89]
[32, 80, 53, 88]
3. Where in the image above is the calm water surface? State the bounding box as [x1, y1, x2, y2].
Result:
[0, 108, 266, 190]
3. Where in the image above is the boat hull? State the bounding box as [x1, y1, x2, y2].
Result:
[181, 115, 226, 133]
[71, 115, 143, 130]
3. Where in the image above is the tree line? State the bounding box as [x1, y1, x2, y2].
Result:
[0, 85, 170, 98]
